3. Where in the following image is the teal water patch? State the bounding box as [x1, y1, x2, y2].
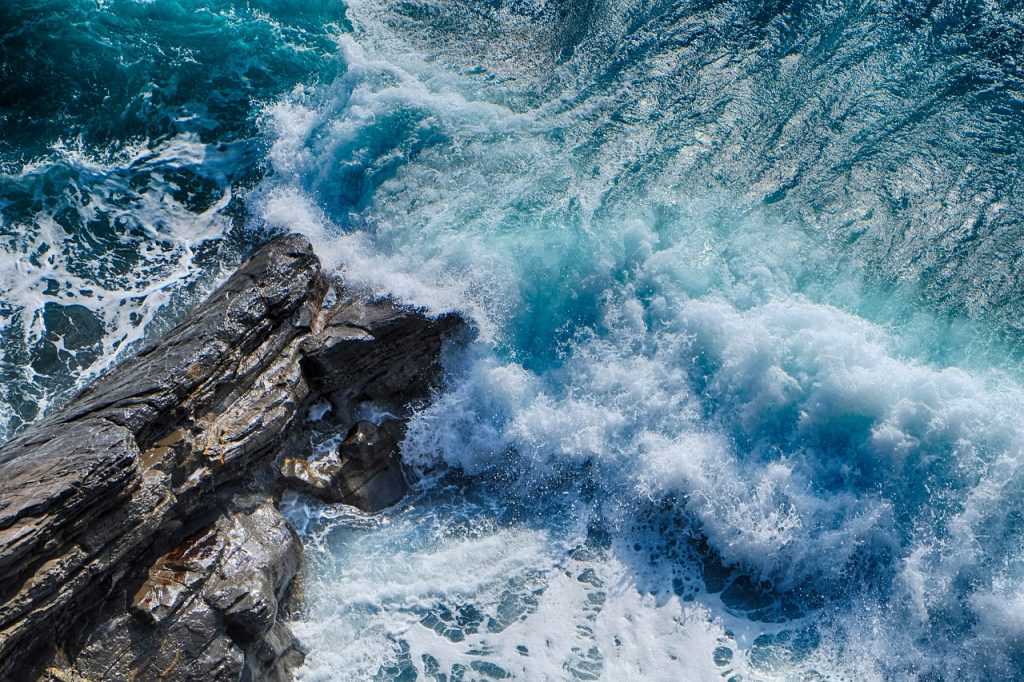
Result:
[0, 0, 347, 437]
[0, 0, 349, 161]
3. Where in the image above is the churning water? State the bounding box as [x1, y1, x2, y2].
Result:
[4, 1, 1024, 679]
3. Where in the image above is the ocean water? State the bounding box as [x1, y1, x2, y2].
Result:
[0, 0, 347, 432]
[4, 1, 1024, 679]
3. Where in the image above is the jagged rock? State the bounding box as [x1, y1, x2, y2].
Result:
[0, 235, 465, 680]
[279, 420, 407, 512]
[72, 502, 304, 682]
[301, 297, 463, 419]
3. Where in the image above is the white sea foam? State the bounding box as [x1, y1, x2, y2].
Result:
[0, 133, 238, 436]
[289, 489, 758, 682]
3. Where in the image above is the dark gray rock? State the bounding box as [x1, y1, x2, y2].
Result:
[302, 296, 464, 418]
[0, 235, 465, 680]
[279, 420, 407, 512]
[70, 501, 303, 682]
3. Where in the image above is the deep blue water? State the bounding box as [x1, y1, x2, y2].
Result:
[4, 1, 1024, 679]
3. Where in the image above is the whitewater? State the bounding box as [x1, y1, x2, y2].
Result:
[4, 0, 1024, 679]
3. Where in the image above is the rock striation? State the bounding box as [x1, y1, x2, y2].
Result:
[0, 235, 463, 681]
[72, 501, 305, 681]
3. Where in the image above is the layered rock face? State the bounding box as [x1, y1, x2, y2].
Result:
[0, 235, 463, 681]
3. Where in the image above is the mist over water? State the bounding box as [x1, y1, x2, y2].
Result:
[5, 0, 1024, 679]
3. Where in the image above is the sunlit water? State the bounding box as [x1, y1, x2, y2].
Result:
[4, 1, 1024, 679]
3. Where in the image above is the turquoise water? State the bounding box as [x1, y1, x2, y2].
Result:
[5, 1, 1024, 679]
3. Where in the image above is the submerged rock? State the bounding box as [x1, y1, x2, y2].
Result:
[0, 235, 464, 680]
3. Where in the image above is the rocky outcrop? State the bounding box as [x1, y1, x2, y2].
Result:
[0, 235, 464, 681]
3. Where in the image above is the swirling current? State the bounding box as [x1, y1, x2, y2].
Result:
[4, 1, 1024, 679]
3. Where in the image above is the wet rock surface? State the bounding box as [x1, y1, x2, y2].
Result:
[279, 420, 407, 512]
[72, 501, 305, 682]
[0, 235, 464, 681]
